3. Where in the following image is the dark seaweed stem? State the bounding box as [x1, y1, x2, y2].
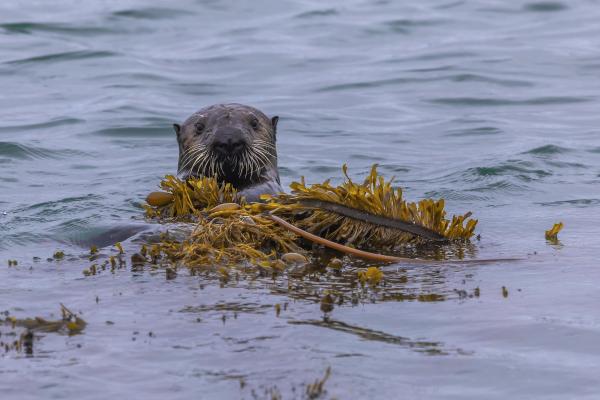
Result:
[268, 212, 519, 265]
[299, 199, 447, 241]
[268, 213, 431, 264]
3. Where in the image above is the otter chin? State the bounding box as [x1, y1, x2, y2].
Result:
[174, 103, 283, 202]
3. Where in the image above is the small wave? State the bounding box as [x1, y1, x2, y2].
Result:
[524, 2, 568, 12]
[19, 194, 103, 214]
[379, 164, 411, 174]
[421, 161, 552, 192]
[316, 76, 439, 92]
[435, 1, 465, 10]
[465, 180, 528, 193]
[471, 163, 552, 181]
[0, 142, 88, 160]
[384, 18, 447, 34]
[423, 189, 488, 202]
[5, 50, 115, 66]
[388, 51, 478, 63]
[317, 72, 534, 92]
[0, 142, 41, 159]
[92, 126, 170, 138]
[294, 9, 338, 19]
[523, 144, 572, 155]
[404, 65, 456, 73]
[449, 73, 534, 88]
[172, 82, 221, 96]
[0, 118, 83, 133]
[97, 71, 174, 84]
[0, 176, 18, 183]
[537, 199, 600, 207]
[111, 7, 188, 20]
[545, 160, 587, 169]
[95, 104, 176, 121]
[51, 217, 91, 232]
[0, 22, 113, 36]
[444, 126, 503, 137]
[430, 96, 591, 106]
[0, 232, 50, 250]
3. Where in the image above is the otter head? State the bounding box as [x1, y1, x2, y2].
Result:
[174, 103, 279, 190]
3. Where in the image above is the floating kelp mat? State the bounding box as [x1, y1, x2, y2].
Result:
[140, 164, 478, 275]
[32, 164, 480, 308]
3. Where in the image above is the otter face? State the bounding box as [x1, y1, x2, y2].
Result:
[174, 103, 279, 189]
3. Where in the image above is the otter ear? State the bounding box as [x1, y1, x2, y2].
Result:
[173, 123, 181, 136]
[271, 116, 279, 131]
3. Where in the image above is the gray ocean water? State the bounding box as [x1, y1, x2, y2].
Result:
[1, 0, 600, 398]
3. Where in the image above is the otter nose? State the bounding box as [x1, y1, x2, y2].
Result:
[213, 137, 245, 155]
[212, 130, 245, 156]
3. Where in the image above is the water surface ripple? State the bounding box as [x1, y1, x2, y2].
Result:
[1, 0, 600, 399]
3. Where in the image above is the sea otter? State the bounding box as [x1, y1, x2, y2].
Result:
[174, 103, 282, 202]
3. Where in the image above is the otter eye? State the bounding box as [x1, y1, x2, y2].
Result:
[195, 122, 205, 135]
[250, 116, 259, 129]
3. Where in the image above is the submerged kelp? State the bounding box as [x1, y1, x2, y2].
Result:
[2, 304, 86, 335]
[1, 305, 86, 356]
[142, 165, 478, 271]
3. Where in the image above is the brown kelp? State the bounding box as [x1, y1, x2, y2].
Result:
[142, 164, 478, 271]
[1, 304, 86, 355]
[146, 207, 305, 272]
[257, 164, 477, 250]
[144, 174, 241, 220]
[545, 222, 563, 241]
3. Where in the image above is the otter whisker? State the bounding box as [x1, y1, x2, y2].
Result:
[245, 152, 254, 178]
[253, 147, 269, 162]
[252, 144, 275, 162]
[189, 154, 204, 178]
[198, 151, 212, 176]
[179, 145, 208, 173]
[178, 149, 198, 170]
[179, 155, 199, 176]
[248, 161, 262, 177]
[193, 150, 212, 175]
[217, 160, 225, 177]
[244, 152, 254, 179]
[234, 153, 243, 176]
[252, 148, 271, 169]
[247, 150, 264, 177]
[206, 157, 214, 179]
[208, 155, 218, 179]
[180, 143, 206, 161]
[180, 150, 204, 173]
[212, 157, 221, 179]
[253, 140, 276, 152]
[237, 152, 246, 178]
[199, 149, 217, 177]
[255, 143, 276, 159]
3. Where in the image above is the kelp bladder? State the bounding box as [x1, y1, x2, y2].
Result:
[143, 164, 478, 270]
